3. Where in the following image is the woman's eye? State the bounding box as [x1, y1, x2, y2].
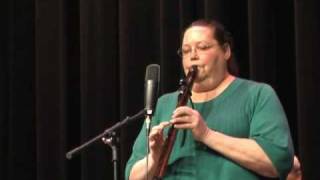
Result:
[182, 48, 191, 53]
[198, 43, 214, 51]
[198, 45, 208, 50]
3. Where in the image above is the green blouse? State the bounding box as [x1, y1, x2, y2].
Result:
[125, 78, 294, 180]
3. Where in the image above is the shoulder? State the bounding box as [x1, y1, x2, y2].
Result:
[152, 91, 179, 122]
[232, 78, 281, 111]
[157, 91, 179, 104]
[236, 78, 277, 97]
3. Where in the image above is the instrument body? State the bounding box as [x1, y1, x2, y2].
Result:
[153, 66, 198, 180]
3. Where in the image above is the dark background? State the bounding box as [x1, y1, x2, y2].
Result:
[0, 0, 319, 180]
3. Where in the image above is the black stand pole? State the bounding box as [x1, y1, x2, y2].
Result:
[65, 109, 145, 180]
[102, 132, 118, 180]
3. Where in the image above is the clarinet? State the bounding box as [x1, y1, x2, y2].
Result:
[153, 65, 198, 180]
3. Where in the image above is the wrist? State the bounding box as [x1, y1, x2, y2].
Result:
[200, 127, 215, 143]
[149, 151, 160, 163]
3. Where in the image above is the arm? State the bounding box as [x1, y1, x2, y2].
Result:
[287, 156, 302, 180]
[202, 127, 277, 177]
[128, 154, 159, 180]
[172, 84, 294, 179]
[129, 121, 171, 180]
[172, 106, 278, 177]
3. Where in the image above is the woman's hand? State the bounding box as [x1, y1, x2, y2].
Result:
[148, 121, 171, 160]
[171, 106, 210, 142]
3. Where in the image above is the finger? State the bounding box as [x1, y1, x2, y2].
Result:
[149, 130, 159, 138]
[172, 106, 193, 118]
[171, 116, 191, 124]
[149, 121, 171, 138]
[149, 128, 163, 139]
[158, 121, 172, 129]
[174, 106, 192, 113]
[149, 133, 162, 144]
[149, 129, 161, 140]
[173, 123, 193, 129]
[149, 135, 160, 143]
[151, 121, 171, 131]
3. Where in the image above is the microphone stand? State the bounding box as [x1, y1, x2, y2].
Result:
[102, 132, 118, 180]
[65, 109, 145, 180]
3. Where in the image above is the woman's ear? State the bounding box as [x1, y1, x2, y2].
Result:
[223, 43, 231, 61]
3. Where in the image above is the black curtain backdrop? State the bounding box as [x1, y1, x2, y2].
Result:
[0, 0, 319, 180]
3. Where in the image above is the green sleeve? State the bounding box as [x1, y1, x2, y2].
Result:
[125, 121, 147, 180]
[249, 84, 294, 180]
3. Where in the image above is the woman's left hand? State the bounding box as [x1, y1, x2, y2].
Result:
[171, 106, 210, 142]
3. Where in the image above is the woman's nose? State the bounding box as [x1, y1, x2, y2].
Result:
[190, 47, 199, 60]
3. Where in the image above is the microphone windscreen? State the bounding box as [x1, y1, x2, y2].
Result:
[144, 64, 160, 115]
[145, 64, 160, 82]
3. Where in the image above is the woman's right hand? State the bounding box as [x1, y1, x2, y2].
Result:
[148, 121, 171, 161]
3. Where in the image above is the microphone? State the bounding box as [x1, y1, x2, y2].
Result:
[144, 64, 160, 180]
[144, 64, 160, 133]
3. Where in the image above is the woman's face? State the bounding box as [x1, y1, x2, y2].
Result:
[181, 26, 230, 84]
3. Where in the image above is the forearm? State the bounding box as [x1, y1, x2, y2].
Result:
[201, 129, 278, 177]
[129, 154, 159, 180]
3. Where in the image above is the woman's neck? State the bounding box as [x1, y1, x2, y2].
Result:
[191, 73, 235, 103]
